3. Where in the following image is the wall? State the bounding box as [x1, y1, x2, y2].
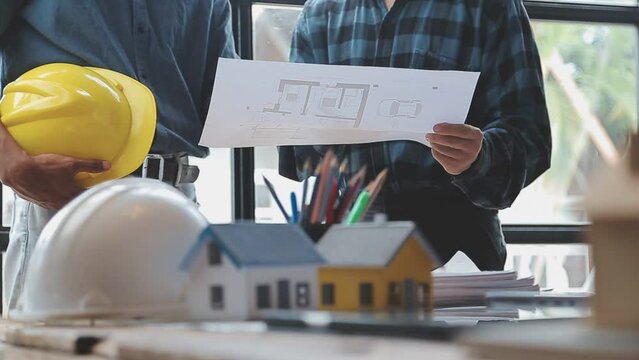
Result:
[244, 265, 318, 318]
[187, 251, 249, 321]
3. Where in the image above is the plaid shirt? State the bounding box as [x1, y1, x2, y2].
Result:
[278, 0, 551, 210]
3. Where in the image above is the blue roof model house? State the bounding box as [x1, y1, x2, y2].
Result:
[186, 223, 324, 321]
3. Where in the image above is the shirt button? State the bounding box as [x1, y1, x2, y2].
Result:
[137, 25, 145, 34]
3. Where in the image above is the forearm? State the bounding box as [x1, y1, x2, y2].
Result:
[451, 115, 551, 209]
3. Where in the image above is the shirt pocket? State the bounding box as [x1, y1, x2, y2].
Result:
[410, 49, 479, 72]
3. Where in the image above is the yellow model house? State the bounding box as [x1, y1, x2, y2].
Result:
[315, 221, 440, 312]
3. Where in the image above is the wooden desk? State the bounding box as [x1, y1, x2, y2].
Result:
[0, 320, 467, 359]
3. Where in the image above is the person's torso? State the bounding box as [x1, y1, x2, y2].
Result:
[0, 0, 233, 156]
[299, 0, 503, 190]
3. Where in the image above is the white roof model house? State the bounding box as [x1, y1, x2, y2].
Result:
[185, 224, 325, 321]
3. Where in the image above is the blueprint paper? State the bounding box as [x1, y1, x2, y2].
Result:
[200, 58, 480, 148]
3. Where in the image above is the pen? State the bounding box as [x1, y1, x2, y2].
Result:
[290, 192, 300, 224]
[262, 175, 290, 223]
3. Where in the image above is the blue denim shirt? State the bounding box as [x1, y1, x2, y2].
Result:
[0, 0, 237, 157]
[279, 0, 551, 211]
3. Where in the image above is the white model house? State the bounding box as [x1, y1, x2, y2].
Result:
[187, 223, 325, 321]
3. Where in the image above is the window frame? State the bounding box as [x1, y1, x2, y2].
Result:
[230, 0, 639, 243]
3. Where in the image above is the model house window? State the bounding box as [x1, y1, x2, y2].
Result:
[388, 282, 402, 307]
[417, 283, 431, 309]
[208, 243, 222, 265]
[359, 283, 373, 307]
[256, 284, 272, 309]
[210, 285, 224, 309]
[321, 283, 335, 305]
[277, 280, 291, 309]
[296, 283, 310, 307]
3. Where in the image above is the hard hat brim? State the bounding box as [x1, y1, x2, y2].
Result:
[75, 68, 156, 188]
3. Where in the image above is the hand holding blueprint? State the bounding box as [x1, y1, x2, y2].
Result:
[200, 59, 479, 148]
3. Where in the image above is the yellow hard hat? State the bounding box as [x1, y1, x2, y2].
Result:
[0, 63, 156, 188]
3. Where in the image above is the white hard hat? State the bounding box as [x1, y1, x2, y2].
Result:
[10, 178, 209, 322]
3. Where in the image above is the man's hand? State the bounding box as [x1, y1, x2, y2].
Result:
[426, 123, 484, 176]
[0, 153, 110, 210]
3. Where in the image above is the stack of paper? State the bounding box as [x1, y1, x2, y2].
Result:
[434, 271, 539, 308]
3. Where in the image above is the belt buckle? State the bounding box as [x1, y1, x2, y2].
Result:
[141, 154, 166, 182]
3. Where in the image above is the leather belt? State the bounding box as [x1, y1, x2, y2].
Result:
[131, 153, 199, 186]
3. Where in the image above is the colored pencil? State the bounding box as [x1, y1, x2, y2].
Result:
[325, 178, 339, 224]
[318, 157, 338, 223]
[262, 175, 290, 222]
[336, 166, 367, 222]
[290, 192, 300, 224]
[345, 190, 371, 225]
[359, 168, 389, 220]
[310, 150, 334, 223]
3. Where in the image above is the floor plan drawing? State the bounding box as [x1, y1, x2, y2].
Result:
[262, 79, 371, 128]
[201, 58, 480, 148]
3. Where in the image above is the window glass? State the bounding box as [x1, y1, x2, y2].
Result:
[500, 21, 638, 224]
[321, 283, 335, 305]
[256, 284, 272, 309]
[210, 285, 224, 309]
[277, 279, 291, 309]
[417, 283, 431, 309]
[359, 283, 374, 307]
[388, 282, 402, 307]
[207, 243, 222, 265]
[191, 150, 233, 223]
[296, 283, 310, 307]
[505, 244, 592, 291]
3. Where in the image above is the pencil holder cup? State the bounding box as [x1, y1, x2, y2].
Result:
[301, 222, 331, 243]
